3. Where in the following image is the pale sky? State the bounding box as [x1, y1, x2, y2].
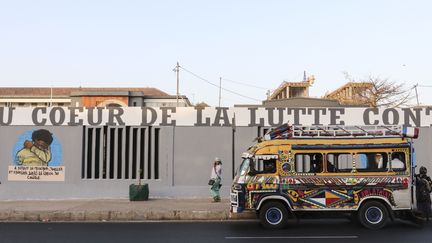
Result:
[1, 0, 431, 106]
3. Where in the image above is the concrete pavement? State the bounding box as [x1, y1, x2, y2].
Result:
[0, 198, 255, 222]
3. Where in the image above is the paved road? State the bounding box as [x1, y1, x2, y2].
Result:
[0, 219, 430, 243]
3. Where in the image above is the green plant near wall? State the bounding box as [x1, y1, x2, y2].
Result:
[129, 169, 149, 201]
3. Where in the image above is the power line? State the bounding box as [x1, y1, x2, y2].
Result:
[418, 84, 432, 88]
[179, 66, 262, 102]
[221, 78, 269, 90]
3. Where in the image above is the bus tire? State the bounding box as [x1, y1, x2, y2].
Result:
[259, 201, 289, 229]
[358, 201, 389, 230]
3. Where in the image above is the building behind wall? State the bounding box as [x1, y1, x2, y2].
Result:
[324, 82, 374, 106]
[237, 74, 369, 108]
[267, 74, 315, 101]
[0, 87, 191, 107]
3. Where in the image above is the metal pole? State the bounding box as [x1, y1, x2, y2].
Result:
[176, 62, 180, 107]
[231, 113, 236, 179]
[410, 139, 415, 209]
[414, 84, 419, 106]
[219, 77, 222, 107]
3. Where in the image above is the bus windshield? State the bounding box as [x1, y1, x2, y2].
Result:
[237, 158, 251, 177]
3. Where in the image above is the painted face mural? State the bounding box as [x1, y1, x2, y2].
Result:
[9, 129, 65, 181]
[12, 129, 62, 167]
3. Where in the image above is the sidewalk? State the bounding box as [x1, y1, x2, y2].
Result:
[0, 198, 255, 222]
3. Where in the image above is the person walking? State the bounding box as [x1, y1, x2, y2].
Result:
[209, 158, 222, 202]
[416, 166, 432, 221]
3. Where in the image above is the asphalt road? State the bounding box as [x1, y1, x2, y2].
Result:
[0, 219, 430, 243]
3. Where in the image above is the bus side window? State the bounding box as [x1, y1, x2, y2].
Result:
[326, 154, 335, 172]
[327, 153, 352, 172]
[256, 159, 264, 171]
[250, 159, 277, 174]
[263, 159, 276, 173]
[295, 154, 310, 173]
[356, 152, 388, 172]
[295, 153, 323, 173]
[391, 152, 406, 171]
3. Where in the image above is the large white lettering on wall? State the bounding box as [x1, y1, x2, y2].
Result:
[1, 107, 432, 127]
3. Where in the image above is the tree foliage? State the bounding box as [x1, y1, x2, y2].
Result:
[343, 72, 413, 107]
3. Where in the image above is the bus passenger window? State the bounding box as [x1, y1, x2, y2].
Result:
[295, 154, 309, 173]
[356, 153, 388, 172]
[263, 159, 276, 173]
[327, 153, 352, 172]
[327, 159, 336, 172]
[391, 152, 406, 171]
[295, 153, 323, 173]
[250, 159, 277, 174]
[375, 153, 385, 168]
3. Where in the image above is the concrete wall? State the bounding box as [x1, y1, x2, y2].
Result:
[165, 126, 257, 197]
[0, 125, 431, 200]
[0, 126, 170, 200]
[0, 125, 259, 199]
[413, 128, 432, 175]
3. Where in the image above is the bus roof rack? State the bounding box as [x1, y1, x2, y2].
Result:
[263, 124, 419, 140]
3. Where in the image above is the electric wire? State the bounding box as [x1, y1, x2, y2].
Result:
[221, 78, 269, 90]
[179, 66, 262, 102]
[222, 72, 306, 92]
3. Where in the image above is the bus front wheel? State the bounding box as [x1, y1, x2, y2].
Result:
[259, 201, 289, 229]
[358, 201, 389, 230]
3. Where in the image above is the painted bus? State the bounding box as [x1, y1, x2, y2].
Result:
[230, 125, 419, 229]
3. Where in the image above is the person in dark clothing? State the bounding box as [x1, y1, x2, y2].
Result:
[416, 166, 432, 221]
[309, 154, 323, 173]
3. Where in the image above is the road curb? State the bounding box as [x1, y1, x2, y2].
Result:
[0, 210, 255, 222]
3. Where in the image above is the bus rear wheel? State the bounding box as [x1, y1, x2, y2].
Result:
[259, 201, 289, 229]
[358, 201, 389, 230]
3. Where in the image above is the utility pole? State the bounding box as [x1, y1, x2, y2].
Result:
[175, 62, 180, 107]
[414, 84, 420, 106]
[218, 77, 222, 107]
[231, 112, 236, 179]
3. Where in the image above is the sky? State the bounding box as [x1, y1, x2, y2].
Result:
[1, 0, 431, 107]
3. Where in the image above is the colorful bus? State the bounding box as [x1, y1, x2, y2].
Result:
[230, 125, 419, 229]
